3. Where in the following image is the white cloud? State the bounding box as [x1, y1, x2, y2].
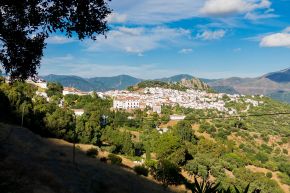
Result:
[106, 13, 127, 23]
[109, 0, 202, 24]
[42, 54, 75, 65]
[200, 0, 271, 16]
[260, 34, 290, 47]
[244, 12, 278, 20]
[85, 26, 191, 54]
[260, 27, 290, 48]
[283, 27, 290, 33]
[46, 36, 76, 44]
[108, 0, 273, 24]
[196, 29, 226, 40]
[179, 48, 193, 54]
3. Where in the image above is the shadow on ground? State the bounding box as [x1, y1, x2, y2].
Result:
[0, 123, 181, 193]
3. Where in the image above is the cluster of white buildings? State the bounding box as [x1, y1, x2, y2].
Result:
[62, 87, 93, 96]
[26, 77, 48, 89]
[104, 87, 261, 114]
[12, 75, 262, 117]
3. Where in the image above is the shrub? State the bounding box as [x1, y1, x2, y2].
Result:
[133, 165, 149, 176]
[266, 172, 273, 178]
[145, 159, 157, 171]
[264, 161, 278, 171]
[274, 147, 281, 155]
[278, 163, 290, 176]
[108, 154, 122, 165]
[198, 165, 209, 179]
[86, 148, 98, 158]
[100, 157, 107, 163]
[255, 152, 269, 163]
[261, 136, 269, 143]
[152, 160, 183, 187]
[281, 137, 288, 144]
[278, 172, 290, 186]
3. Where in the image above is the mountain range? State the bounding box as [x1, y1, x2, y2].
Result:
[42, 68, 290, 103]
[207, 68, 290, 103]
[43, 74, 142, 91]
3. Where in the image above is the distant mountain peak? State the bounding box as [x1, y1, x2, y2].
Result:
[281, 67, 290, 72]
[157, 74, 193, 82]
[263, 67, 290, 83]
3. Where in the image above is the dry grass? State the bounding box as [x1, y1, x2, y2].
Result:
[0, 123, 182, 193]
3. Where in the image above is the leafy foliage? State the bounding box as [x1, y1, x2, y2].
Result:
[0, 0, 111, 79]
[108, 154, 122, 165]
[151, 160, 184, 187]
[46, 82, 63, 97]
[0, 80, 289, 193]
[133, 165, 149, 176]
[86, 148, 98, 158]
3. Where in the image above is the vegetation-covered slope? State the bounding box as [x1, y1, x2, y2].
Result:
[208, 68, 290, 103]
[128, 78, 211, 92]
[264, 68, 290, 83]
[42, 74, 142, 91]
[0, 78, 289, 193]
[0, 124, 175, 193]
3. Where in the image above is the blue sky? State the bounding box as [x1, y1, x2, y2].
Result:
[40, 0, 290, 79]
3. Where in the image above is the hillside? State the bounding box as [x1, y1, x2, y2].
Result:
[0, 123, 177, 193]
[0, 80, 289, 193]
[42, 74, 142, 91]
[264, 68, 290, 83]
[128, 78, 210, 92]
[208, 68, 290, 103]
[41, 74, 201, 92]
[89, 75, 142, 91]
[157, 74, 194, 82]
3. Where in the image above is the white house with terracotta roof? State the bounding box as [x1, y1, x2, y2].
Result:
[63, 87, 81, 95]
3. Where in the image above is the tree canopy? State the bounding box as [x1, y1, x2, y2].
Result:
[0, 0, 111, 80]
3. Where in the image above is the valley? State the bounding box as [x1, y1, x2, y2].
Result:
[0, 76, 289, 193]
[42, 68, 290, 104]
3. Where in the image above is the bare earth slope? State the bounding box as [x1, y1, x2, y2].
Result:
[0, 124, 175, 193]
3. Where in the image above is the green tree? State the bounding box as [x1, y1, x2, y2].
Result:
[0, 0, 111, 80]
[153, 133, 181, 159]
[47, 82, 63, 97]
[44, 108, 75, 139]
[173, 120, 193, 141]
[278, 162, 290, 176]
[152, 160, 183, 187]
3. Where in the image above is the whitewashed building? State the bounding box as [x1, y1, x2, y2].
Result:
[63, 87, 91, 96]
[72, 109, 85, 116]
[170, 114, 186, 121]
[156, 127, 169, 134]
[152, 104, 162, 114]
[113, 97, 140, 110]
[35, 82, 47, 89]
[63, 87, 79, 95]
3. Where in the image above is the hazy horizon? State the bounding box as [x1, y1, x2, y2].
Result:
[39, 66, 289, 80]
